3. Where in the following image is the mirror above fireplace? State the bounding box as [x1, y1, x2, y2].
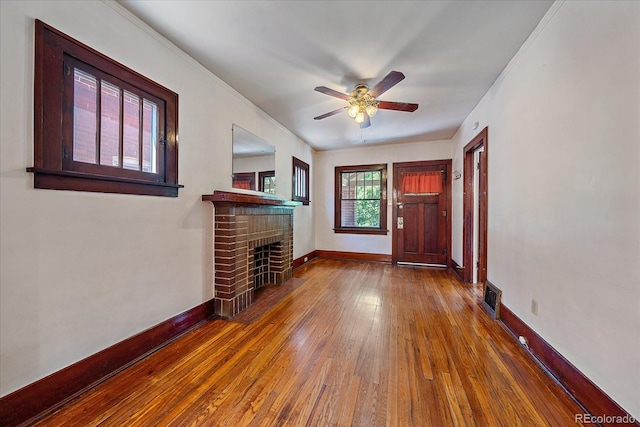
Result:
[232, 124, 276, 194]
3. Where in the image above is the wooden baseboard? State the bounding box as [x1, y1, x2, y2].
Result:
[316, 250, 392, 264]
[450, 259, 464, 282]
[500, 305, 639, 427]
[0, 299, 217, 426]
[293, 250, 317, 269]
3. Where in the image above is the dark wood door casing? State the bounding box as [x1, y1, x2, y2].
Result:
[463, 127, 488, 283]
[392, 160, 452, 266]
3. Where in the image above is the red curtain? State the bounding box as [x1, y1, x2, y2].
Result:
[401, 171, 442, 194]
[234, 180, 252, 190]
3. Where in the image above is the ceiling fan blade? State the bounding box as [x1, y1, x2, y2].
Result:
[314, 86, 351, 100]
[369, 71, 405, 98]
[314, 107, 345, 120]
[360, 112, 371, 129]
[377, 101, 419, 112]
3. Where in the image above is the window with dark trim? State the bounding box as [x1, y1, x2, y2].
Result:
[334, 164, 388, 235]
[28, 20, 182, 197]
[292, 157, 310, 205]
[258, 170, 276, 194]
[233, 172, 256, 190]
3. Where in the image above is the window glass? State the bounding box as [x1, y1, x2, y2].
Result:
[401, 171, 442, 195]
[142, 100, 158, 173]
[123, 90, 140, 171]
[100, 80, 121, 167]
[73, 69, 97, 164]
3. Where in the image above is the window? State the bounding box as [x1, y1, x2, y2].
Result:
[232, 172, 256, 190]
[292, 157, 310, 205]
[29, 20, 182, 197]
[259, 170, 276, 194]
[334, 164, 388, 235]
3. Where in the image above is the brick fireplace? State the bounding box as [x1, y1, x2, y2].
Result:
[202, 191, 298, 318]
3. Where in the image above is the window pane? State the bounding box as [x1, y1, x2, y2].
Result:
[294, 166, 300, 197]
[356, 200, 380, 227]
[73, 69, 97, 164]
[401, 171, 442, 194]
[356, 172, 364, 198]
[263, 176, 276, 194]
[340, 200, 356, 227]
[100, 81, 121, 167]
[372, 183, 381, 198]
[123, 90, 140, 171]
[142, 99, 157, 173]
[341, 173, 349, 199]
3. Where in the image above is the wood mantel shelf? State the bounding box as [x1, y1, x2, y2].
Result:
[202, 190, 301, 207]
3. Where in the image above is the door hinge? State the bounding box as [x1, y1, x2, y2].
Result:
[63, 146, 69, 159]
[442, 248, 447, 256]
[442, 210, 447, 217]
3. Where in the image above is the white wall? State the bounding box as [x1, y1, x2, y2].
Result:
[315, 140, 452, 254]
[451, 1, 639, 418]
[233, 154, 275, 175]
[0, 0, 314, 396]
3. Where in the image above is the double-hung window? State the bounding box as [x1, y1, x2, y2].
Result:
[334, 164, 388, 235]
[29, 20, 182, 197]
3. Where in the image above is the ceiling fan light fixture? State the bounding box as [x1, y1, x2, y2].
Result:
[347, 103, 359, 118]
[314, 71, 417, 127]
[366, 102, 378, 118]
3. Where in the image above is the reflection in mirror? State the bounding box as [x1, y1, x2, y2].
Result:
[232, 124, 276, 193]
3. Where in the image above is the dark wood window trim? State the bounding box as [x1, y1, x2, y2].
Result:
[258, 170, 275, 193]
[292, 157, 310, 205]
[463, 127, 488, 283]
[334, 163, 388, 235]
[29, 20, 182, 197]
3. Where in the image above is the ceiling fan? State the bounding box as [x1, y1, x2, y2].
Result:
[314, 71, 418, 128]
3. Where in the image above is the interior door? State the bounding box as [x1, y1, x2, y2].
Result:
[395, 162, 449, 265]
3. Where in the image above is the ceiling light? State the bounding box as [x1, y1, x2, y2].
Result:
[347, 102, 359, 118]
[346, 85, 378, 125]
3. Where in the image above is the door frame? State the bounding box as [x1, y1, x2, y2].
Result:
[463, 127, 488, 283]
[392, 159, 452, 265]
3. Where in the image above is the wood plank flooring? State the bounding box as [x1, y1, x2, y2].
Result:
[34, 259, 585, 426]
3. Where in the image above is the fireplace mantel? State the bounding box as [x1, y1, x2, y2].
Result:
[202, 190, 298, 318]
[202, 190, 300, 207]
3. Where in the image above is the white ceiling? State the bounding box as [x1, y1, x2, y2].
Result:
[118, 0, 554, 151]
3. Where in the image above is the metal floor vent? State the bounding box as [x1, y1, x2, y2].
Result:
[482, 281, 502, 320]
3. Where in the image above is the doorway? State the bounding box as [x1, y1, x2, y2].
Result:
[392, 160, 452, 266]
[463, 127, 488, 283]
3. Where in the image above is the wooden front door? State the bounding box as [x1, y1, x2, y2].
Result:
[393, 160, 451, 266]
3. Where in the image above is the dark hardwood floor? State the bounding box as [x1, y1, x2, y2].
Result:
[34, 259, 584, 426]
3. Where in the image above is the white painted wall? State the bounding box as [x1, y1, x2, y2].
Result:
[233, 154, 275, 176]
[0, 0, 314, 396]
[451, 1, 640, 418]
[315, 140, 452, 254]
